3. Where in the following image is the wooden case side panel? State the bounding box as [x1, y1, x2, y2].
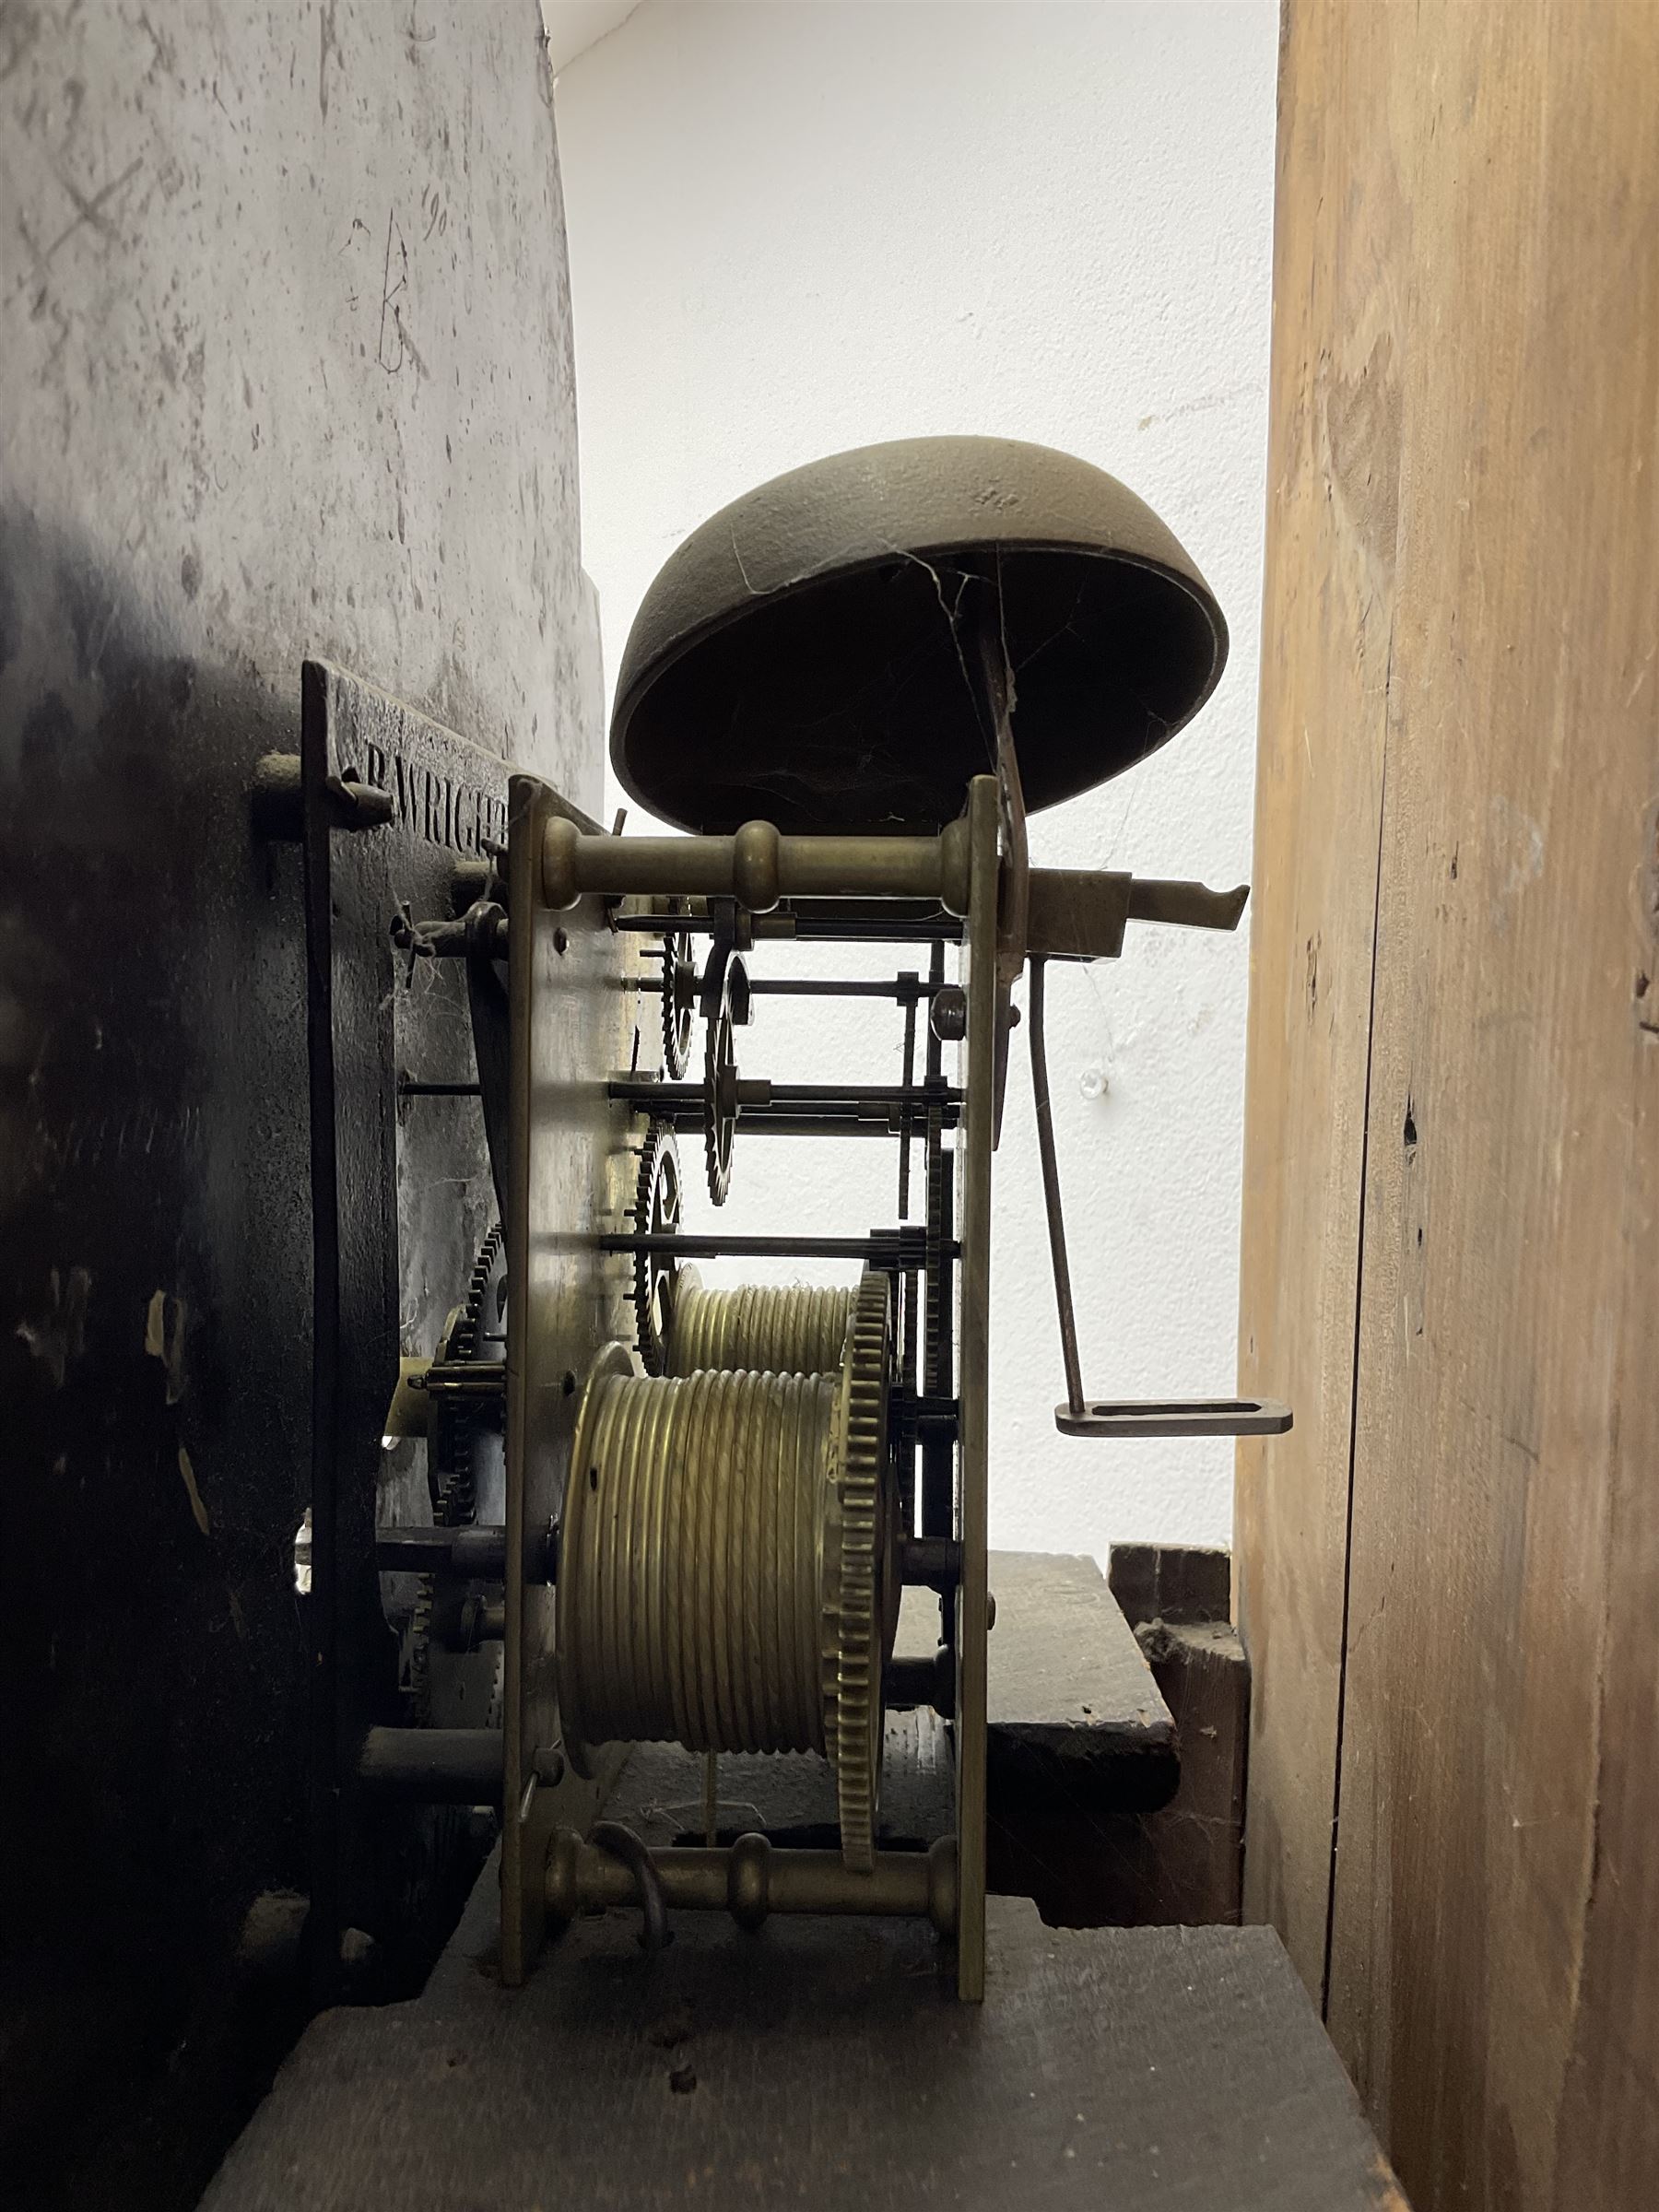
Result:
[1235, 0, 1414, 1993]
[1328, 8, 1659, 2206]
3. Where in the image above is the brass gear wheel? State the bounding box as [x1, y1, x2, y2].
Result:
[661, 930, 697, 1078]
[629, 1120, 682, 1375]
[702, 952, 748, 1206]
[822, 1270, 895, 1872]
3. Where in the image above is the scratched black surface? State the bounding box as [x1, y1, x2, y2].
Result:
[300, 659, 514, 2004]
[204, 1867, 1406, 2212]
[0, 6, 596, 2206]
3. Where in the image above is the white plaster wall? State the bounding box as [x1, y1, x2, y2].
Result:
[551, 0, 1277, 1563]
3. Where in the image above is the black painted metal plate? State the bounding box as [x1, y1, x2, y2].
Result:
[1, 6, 597, 2199]
[300, 658, 510, 1993]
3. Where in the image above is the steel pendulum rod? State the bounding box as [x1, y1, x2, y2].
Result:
[597, 1230, 946, 1264]
[356, 1727, 503, 1804]
[625, 1106, 964, 1139]
[612, 912, 965, 945]
[608, 1079, 963, 1110]
[898, 969, 918, 1217]
[373, 1524, 556, 1582]
[697, 1115, 941, 1140]
[634, 975, 948, 1002]
[1026, 957, 1085, 1419]
[900, 1535, 963, 1589]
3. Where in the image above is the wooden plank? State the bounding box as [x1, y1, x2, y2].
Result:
[1135, 1618, 1250, 1926]
[1235, 0, 1414, 1996]
[204, 1865, 1406, 2212]
[1110, 1539, 1232, 1629]
[1322, 8, 1659, 2209]
[981, 1549, 1171, 1757]
[1005, 1618, 1249, 1934]
[1096, 1545, 1249, 1925]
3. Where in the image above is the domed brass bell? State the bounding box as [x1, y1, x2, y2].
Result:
[610, 433, 1227, 836]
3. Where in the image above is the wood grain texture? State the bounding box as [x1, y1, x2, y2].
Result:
[1324, 8, 1659, 2208]
[982, 1549, 1172, 1757]
[1136, 1619, 1251, 1926]
[1110, 1539, 1233, 1630]
[205, 1867, 1406, 2212]
[1243, 6, 1659, 2209]
[1235, 0, 1412, 1989]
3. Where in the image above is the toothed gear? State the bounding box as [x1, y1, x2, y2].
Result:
[923, 1105, 947, 1391]
[629, 1120, 682, 1375]
[661, 931, 697, 1078]
[411, 1225, 506, 1728]
[429, 1223, 505, 1526]
[408, 1577, 436, 1725]
[823, 1269, 895, 1873]
[702, 954, 748, 1207]
[409, 1577, 504, 1733]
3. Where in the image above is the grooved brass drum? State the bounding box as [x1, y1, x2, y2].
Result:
[557, 1272, 897, 1870]
[610, 434, 1229, 835]
[665, 1269, 856, 1379]
[559, 1358, 835, 1760]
